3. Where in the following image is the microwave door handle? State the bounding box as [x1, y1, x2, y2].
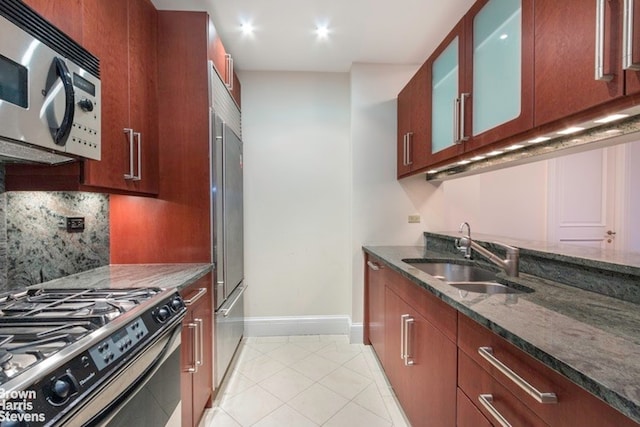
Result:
[50, 57, 76, 146]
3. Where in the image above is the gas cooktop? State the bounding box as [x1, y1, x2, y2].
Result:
[0, 287, 173, 384]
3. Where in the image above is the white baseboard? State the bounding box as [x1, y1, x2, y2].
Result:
[245, 315, 352, 337]
[349, 322, 363, 344]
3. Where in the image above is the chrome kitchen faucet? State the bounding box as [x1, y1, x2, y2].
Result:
[455, 222, 520, 277]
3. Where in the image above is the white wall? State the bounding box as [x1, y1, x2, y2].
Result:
[240, 71, 352, 319]
[350, 64, 445, 325]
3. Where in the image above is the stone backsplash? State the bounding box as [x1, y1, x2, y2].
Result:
[0, 166, 110, 291]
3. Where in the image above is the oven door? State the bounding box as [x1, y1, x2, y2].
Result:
[58, 324, 182, 427]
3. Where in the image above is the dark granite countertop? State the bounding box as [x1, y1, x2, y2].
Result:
[30, 263, 213, 291]
[363, 245, 640, 423]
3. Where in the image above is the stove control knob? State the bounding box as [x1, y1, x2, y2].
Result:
[53, 379, 71, 399]
[170, 296, 184, 312]
[154, 306, 171, 323]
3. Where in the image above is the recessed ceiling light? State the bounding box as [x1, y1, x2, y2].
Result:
[499, 34, 508, 40]
[315, 25, 330, 39]
[593, 113, 629, 124]
[557, 126, 584, 135]
[241, 22, 254, 36]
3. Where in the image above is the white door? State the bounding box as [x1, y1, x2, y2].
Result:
[547, 147, 617, 249]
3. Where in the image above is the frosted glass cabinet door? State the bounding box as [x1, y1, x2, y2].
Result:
[431, 37, 459, 154]
[473, 0, 522, 136]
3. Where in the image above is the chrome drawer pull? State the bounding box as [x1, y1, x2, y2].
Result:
[478, 346, 558, 404]
[187, 322, 198, 373]
[400, 314, 409, 360]
[367, 261, 380, 271]
[184, 287, 207, 306]
[403, 316, 415, 366]
[478, 394, 511, 427]
[595, 0, 614, 81]
[623, 0, 640, 70]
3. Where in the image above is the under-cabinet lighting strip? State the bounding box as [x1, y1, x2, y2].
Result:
[426, 105, 640, 180]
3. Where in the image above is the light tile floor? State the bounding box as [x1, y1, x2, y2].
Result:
[199, 335, 411, 427]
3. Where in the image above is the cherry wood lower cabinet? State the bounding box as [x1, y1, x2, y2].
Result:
[364, 256, 387, 366]
[458, 314, 639, 427]
[180, 275, 213, 427]
[456, 388, 492, 427]
[364, 256, 457, 426]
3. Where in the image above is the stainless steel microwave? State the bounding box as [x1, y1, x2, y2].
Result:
[0, 0, 101, 164]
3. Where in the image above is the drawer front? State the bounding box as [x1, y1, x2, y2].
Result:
[458, 350, 548, 427]
[458, 314, 639, 427]
[385, 267, 457, 342]
[457, 387, 492, 427]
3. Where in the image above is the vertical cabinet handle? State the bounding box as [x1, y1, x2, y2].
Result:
[623, 0, 640, 70]
[453, 98, 460, 144]
[400, 314, 409, 360]
[406, 132, 413, 165]
[478, 347, 558, 404]
[124, 128, 134, 179]
[404, 316, 415, 366]
[595, 0, 614, 81]
[402, 134, 407, 166]
[400, 314, 415, 366]
[478, 394, 512, 427]
[133, 131, 142, 181]
[187, 322, 198, 373]
[123, 128, 143, 181]
[459, 93, 470, 142]
[225, 53, 234, 90]
[195, 318, 204, 367]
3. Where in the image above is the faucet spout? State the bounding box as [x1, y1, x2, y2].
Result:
[455, 222, 520, 277]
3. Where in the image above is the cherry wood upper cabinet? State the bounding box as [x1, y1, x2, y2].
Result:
[21, 0, 83, 42]
[82, 0, 159, 194]
[534, 0, 627, 126]
[397, 63, 430, 178]
[6, 0, 159, 195]
[208, 18, 241, 109]
[397, 0, 534, 176]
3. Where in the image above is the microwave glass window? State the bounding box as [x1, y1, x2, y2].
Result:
[73, 72, 95, 96]
[0, 54, 28, 108]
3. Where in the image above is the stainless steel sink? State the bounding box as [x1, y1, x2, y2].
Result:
[447, 281, 522, 294]
[404, 261, 497, 282]
[402, 260, 529, 294]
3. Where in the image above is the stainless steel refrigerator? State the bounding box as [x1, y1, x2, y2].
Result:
[210, 106, 245, 388]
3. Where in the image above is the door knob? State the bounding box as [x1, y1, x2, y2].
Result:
[606, 230, 616, 235]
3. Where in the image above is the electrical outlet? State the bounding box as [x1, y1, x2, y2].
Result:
[66, 217, 85, 233]
[408, 214, 421, 224]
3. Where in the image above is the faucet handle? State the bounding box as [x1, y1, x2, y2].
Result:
[491, 241, 519, 255]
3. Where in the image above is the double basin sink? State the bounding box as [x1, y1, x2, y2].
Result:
[403, 260, 529, 294]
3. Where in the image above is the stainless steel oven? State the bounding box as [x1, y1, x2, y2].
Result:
[0, 287, 186, 427]
[0, 0, 101, 164]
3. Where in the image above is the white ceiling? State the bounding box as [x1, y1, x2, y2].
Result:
[150, 0, 476, 72]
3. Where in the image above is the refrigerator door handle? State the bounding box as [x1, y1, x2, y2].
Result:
[217, 284, 247, 317]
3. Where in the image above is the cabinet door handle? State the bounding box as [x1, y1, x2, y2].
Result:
[623, 0, 640, 70]
[478, 394, 512, 427]
[460, 93, 470, 142]
[123, 128, 135, 179]
[453, 98, 460, 144]
[187, 322, 198, 373]
[366, 261, 380, 271]
[402, 134, 408, 166]
[400, 314, 410, 360]
[195, 318, 204, 367]
[404, 316, 415, 366]
[184, 287, 207, 306]
[595, 0, 614, 81]
[478, 347, 558, 404]
[406, 132, 413, 165]
[133, 131, 142, 181]
[225, 53, 234, 90]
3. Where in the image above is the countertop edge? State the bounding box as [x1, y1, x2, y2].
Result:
[363, 245, 640, 423]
